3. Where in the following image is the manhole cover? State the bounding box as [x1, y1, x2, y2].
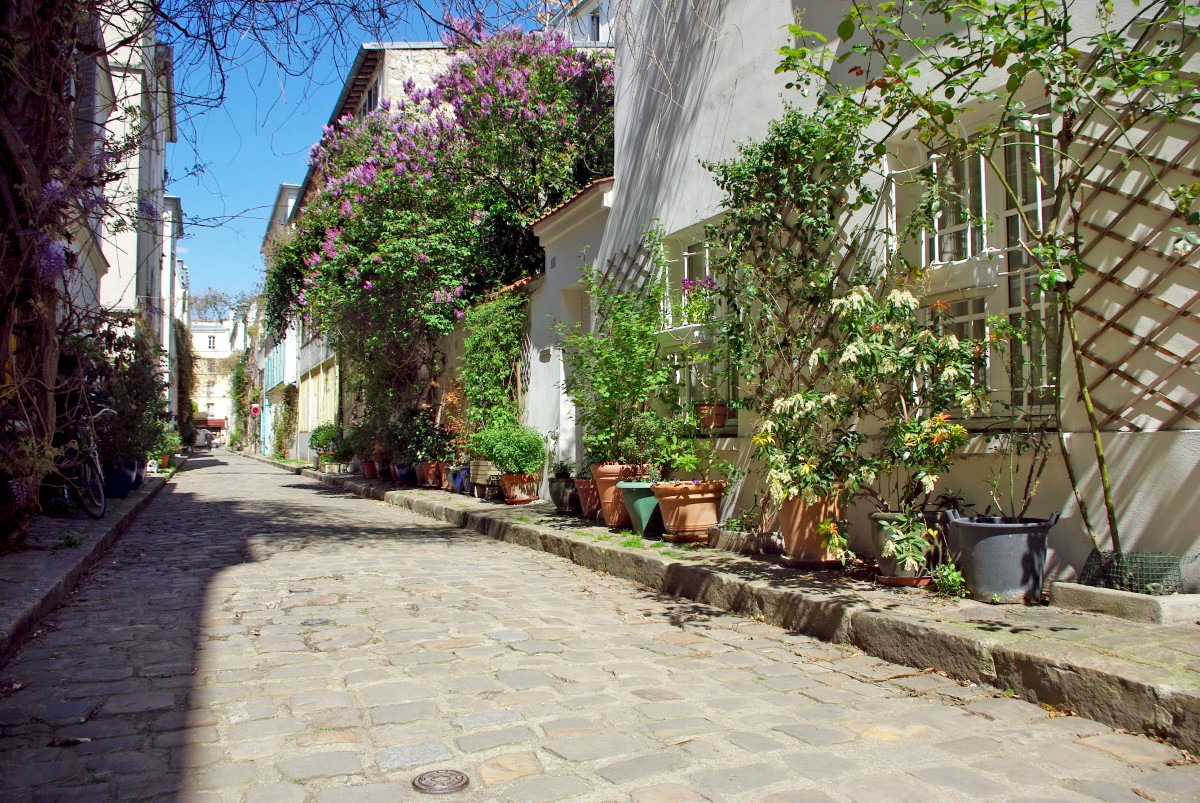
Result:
[301, 618, 332, 627]
[412, 769, 469, 794]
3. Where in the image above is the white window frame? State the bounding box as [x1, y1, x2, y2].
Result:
[907, 115, 1060, 421]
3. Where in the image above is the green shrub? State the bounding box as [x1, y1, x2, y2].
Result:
[474, 424, 546, 475]
[308, 421, 339, 453]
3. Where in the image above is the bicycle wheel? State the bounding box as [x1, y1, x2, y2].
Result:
[69, 452, 107, 519]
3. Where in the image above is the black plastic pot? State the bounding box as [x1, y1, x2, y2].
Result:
[945, 509, 1060, 603]
[131, 459, 147, 490]
[104, 459, 138, 499]
[548, 477, 580, 514]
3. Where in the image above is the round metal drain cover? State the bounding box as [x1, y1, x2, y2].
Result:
[412, 769, 469, 794]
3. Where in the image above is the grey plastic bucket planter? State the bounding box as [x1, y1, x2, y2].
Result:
[945, 509, 1060, 603]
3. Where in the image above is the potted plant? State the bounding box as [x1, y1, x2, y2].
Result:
[785, 282, 982, 583]
[947, 425, 1060, 603]
[649, 415, 735, 543]
[477, 423, 545, 504]
[548, 461, 580, 515]
[95, 323, 166, 499]
[616, 413, 667, 537]
[308, 421, 339, 470]
[558, 262, 672, 528]
[755, 390, 864, 568]
[574, 463, 600, 519]
[944, 315, 1062, 603]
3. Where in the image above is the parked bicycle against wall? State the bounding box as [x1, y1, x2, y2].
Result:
[40, 400, 111, 520]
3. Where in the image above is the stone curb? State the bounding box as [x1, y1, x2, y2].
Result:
[0, 475, 171, 665]
[249, 455, 1200, 753]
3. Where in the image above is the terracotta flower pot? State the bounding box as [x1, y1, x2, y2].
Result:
[694, 402, 728, 429]
[778, 493, 843, 568]
[575, 478, 601, 519]
[499, 473, 539, 504]
[361, 459, 378, 480]
[652, 480, 728, 543]
[591, 463, 646, 528]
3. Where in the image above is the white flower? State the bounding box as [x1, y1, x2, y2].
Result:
[821, 392, 839, 406]
[887, 288, 920, 310]
[840, 343, 860, 365]
[940, 366, 959, 383]
[921, 474, 938, 494]
[808, 348, 824, 369]
[943, 333, 960, 349]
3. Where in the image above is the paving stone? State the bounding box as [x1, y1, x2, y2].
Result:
[98, 691, 176, 715]
[314, 783, 414, 802]
[777, 750, 857, 781]
[228, 717, 304, 741]
[477, 750, 541, 785]
[244, 784, 308, 803]
[277, 751, 364, 780]
[40, 699, 98, 724]
[375, 740, 452, 771]
[539, 716, 599, 737]
[725, 730, 787, 753]
[691, 762, 788, 795]
[1077, 732, 1182, 764]
[773, 721, 857, 746]
[504, 776, 591, 802]
[597, 752, 688, 783]
[450, 708, 523, 728]
[371, 701, 437, 725]
[456, 724, 536, 752]
[629, 783, 711, 803]
[496, 669, 556, 689]
[909, 765, 1008, 796]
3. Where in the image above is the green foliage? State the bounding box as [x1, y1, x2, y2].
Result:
[95, 320, 168, 462]
[558, 261, 672, 463]
[174, 318, 197, 446]
[460, 294, 527, 428]
[154, 429, 183, 458]
[308, 421, 339, 453]
[819, 519, 855, 566]
[932, 562, 969, 598]
[471, 423, 546, 475]
[879, 509, 938, 575]
[778, 0, 1200, 553]
[271, 386, 298, 460]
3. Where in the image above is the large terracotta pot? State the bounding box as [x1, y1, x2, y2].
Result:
[361, 459, 378, 480]
[416, 461, 441, 487]
[591, 463, 645, 528]
[499, 473, 539, 504]
[575, 478, 601, 519]
[778, 494, 843, 568]
[653, 480, 728, 543]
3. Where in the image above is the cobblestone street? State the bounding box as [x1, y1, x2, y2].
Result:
[0, 454, 1197, 802]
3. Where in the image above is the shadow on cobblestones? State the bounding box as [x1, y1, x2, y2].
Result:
[0, 456, 491, 800]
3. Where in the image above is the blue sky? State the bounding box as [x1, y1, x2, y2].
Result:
[166, 18, 436, 299]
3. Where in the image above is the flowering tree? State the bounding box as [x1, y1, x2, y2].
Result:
[264, 27, 613, 426]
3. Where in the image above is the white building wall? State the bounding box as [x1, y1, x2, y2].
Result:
[582, 0, 1200, 589]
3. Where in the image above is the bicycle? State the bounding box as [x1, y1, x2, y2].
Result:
[41, 406, 111, 520]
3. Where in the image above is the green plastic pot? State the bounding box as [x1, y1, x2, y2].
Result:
[617, 481, 663, 538]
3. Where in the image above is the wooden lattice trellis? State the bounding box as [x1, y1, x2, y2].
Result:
[1069, 114, 1200, 433]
